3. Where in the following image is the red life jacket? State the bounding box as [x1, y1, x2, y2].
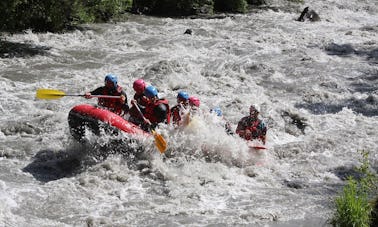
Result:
[133, 93, 149, 106]
[98, 86, 125, 115]
[170, 105, 182, 125]
[129, 93, 149, 120]
[237, 116, 266, 141]
[144, 99, 170, 124]
[243, 120, 261, 140]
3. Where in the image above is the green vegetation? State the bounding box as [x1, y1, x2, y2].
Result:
[332, 178, 372, 227]
[0, 0, 132, 32]
[331, 151, 378, 227]
[72, 0, 132, 24]
[214, 0, 248, 13]
[131, 0, 214, 16]
[0, 0, 270, 33]
[132, 0, 250, 15]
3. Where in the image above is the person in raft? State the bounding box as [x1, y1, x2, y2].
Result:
[210, 107, 234, 135]
[129, 79, 149, 125]
[170, 91, 190, 126]
[84, 74, 129, 116]
[235, 105, 267, 144]
[188, 96, 200, 113]
[141, 85, 170, 131]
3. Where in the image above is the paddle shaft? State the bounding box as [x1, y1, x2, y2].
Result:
[132, 100, 167, 153]
[132, 101, 150, 124]
[36, 89, 122, 100]
[88, 95, 121, 99]
[65, 94, 121, 99]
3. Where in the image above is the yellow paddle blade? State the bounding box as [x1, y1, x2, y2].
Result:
[36, 89, 66, 100]
[152, 130, 167, 153]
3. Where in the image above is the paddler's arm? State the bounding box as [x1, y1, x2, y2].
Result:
[236, 121, 251, 139]
[119, 91, 129, 113]
[84, 87, 103, 99]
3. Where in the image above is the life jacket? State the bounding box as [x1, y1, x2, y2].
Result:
[129, 93, 149, 120]
[134, 93, 149, 106]
[170, 105, 183, 125]
[237, 117, 266, 141]
[144, 99, 170, 125]
[98, 86, 125, 115]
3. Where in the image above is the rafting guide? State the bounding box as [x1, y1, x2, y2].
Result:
[84, 74, 129, 116]
[236, 105, 267, 147]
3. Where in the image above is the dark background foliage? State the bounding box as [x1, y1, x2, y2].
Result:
[0, 0, 264, 33]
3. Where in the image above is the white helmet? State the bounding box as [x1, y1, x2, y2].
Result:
[249, 105, 260, 114]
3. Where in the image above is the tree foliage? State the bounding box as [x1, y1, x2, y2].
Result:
[0, 0, 266, 33]
[0, 0, 132, 32]
[214, 0, 248, 13]
[132, 0, 249, 15]
[132, 0, 214, 16]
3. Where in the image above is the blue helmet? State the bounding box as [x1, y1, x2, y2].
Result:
[211, 107, 222, 117]
[177, 91, 189, 100]
[144, 85, 158, 98]
[104, 74, 118, 87]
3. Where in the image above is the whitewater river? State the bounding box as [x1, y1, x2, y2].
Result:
[1, 0, 377, 226]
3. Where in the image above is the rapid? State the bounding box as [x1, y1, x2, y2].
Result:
[1, 0, 378, 226]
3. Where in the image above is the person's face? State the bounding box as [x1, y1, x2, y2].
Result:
[105, 80, 115, 89]
[249, 109, 259, 117]
[177, 98, 188, 105]
[148, 96, 157, 103]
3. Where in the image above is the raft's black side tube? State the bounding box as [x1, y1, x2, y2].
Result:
[68, 109, 101, 142]
[68, 109, 122, 142]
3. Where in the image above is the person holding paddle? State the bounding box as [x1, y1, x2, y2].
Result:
[129, 79, 148, 125]
[84, 74, 129, 116]
[140, 85, 170, 131]
[170, 91, 190, 126]
[236, 105, 267, 144]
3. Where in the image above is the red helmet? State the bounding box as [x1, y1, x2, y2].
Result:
[133, 79, 146, 94]
[189, 96, 200, 107]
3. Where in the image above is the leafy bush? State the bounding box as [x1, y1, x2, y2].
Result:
[0, 0, 72, 32]
[330, 151, 377, 227]
[332, 178, 372, 227]
[72, 0, 132, 24]
[132, 0, 213, 16]
[247, 0, 266, 5]
[214, 0, 248, 13]
[0, 0, 132, 32]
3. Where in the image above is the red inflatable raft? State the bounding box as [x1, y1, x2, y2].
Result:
[68, 104, 149, 142]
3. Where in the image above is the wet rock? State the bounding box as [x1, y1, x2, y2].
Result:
[140, 168, 151, 175]
[284, 180, 307, 189]
[244, 167, 257, 177]
[297, 7, 320, 22]
[0, 40, 50, 58]
[184, 29, 192, 35]
[366, 94, 377, 104]
[282, 111, 308, 135]
[332, 165, 363, 181]
[136, 160, 150, 170]
[1, 121, 42, 136]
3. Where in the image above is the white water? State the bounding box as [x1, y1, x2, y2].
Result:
[1, 0, 378, 226]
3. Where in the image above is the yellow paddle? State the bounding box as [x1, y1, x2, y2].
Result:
[132, 100, 167, 153]
[151, 130, 168, 153]
[36, 88, 121, 100]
